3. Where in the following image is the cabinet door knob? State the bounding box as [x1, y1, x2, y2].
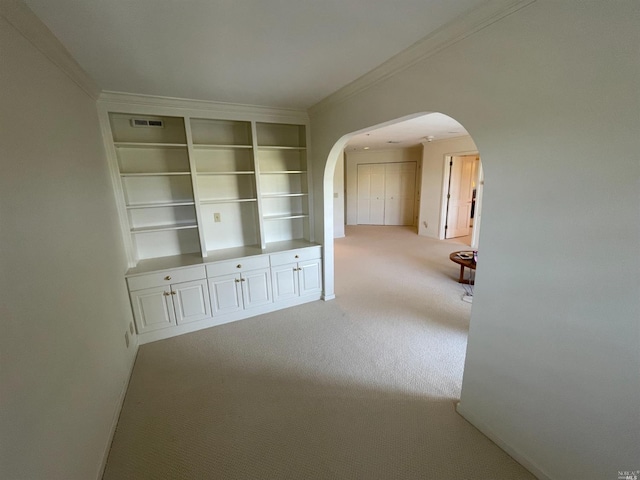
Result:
[163, 291, 170, 296]
[237, 264, 242, 269]
[171, 291, 176, 295]
[164, 276, 171, 281]
[294, 255, 299, 259]
[241, 278, 246, 282]
[235, 279, 240, 283]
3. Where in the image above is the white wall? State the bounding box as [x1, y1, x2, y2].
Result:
[310, 2, 640, 479]
[419, 136, 477, 237]
[333, 151, 345, 238]
[345, 147, 422, 225]
[0, 15, 137, 480]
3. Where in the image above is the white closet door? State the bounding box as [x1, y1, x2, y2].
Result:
[357, 164, 385, 225]
[384, 162, 416, 225]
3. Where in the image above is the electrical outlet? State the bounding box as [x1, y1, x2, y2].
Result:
[214, 213, 221, 222]
[125, 331, 130, 348]
[129, 321, 134, 335]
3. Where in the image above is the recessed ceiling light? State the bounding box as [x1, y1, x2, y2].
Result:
[363, 147, 370, 150]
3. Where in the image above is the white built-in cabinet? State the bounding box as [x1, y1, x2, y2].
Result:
[103, 109, 321, 344]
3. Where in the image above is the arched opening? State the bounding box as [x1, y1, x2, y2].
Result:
[322, 112, 482, 301]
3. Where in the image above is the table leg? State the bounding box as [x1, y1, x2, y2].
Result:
[459, 265, 465, 283]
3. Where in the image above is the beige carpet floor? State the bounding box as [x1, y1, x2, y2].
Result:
[103, 226, 535, 480]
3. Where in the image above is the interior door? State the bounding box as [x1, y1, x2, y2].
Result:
[356, 164, 385, 225]
[384, 162, 416, 225]
[446, 155, 475, 238]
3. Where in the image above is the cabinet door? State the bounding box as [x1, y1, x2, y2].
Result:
[208, 274, 243, 315]
[241, 267, 273, 310]
[298, 259, 322, 296]
[172, 279, 211, 325]
[271, 263, 299, 302]
[130, 286, 176, 334]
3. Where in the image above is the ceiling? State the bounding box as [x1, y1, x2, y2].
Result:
[24, 0, 487, 110]
[345, 113, 468, 151]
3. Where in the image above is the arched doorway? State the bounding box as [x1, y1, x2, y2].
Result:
[321, 112, 482, 300]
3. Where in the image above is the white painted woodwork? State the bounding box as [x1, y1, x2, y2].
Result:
[271, 257, 321, 301]
[357, 162, 416, 226]
[208, 267, 272, 314]
[172, 279, 211, 324]
[240, 267, 273, 309]
[357, 164, 385, 224]
[127, 265, 206, 291]
[129, 286, 176, 334]
[298, 259, 323, 296]
[105, 111, 313, 265]
[383, 162, 416, 225]
[271, 264, 299, 302]
[446, 155, 475, 239]
[208, 273, 243, 315]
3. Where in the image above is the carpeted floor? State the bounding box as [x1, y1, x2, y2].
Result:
[103, 225, 535, 480]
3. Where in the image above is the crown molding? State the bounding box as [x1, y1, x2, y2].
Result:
[99, 91, 309, 123]
[308, 0, 536, 116]
[0, 0, 101, 99]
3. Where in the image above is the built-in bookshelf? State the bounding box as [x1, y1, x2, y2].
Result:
[110, 113, 200, 261]
[256, 123, 310, 245]
[106, 113, 313, 267]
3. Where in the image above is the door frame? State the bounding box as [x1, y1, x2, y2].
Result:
[438, 151, 483, 248]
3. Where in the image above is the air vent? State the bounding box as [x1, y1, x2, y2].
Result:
[130, 118, 164, 128]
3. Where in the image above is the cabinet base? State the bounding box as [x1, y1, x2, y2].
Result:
[137, 292, 322, 345]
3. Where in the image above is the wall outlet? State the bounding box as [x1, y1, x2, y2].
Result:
[129, 321, 134, 335]
[214, 213, 221, 222]
[125, 331, 130, 348]
[423, 221, 428, 229]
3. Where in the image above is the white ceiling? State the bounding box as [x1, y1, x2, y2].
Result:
[345, 113, 468, 151]
[24, 0, 487, 109]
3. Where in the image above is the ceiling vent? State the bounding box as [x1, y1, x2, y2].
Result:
[130, 118, 164, 128]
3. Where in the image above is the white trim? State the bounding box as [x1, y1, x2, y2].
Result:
[309, 0, 536, 115]
[96, 343, 139, 480]
[99, 91, 309, 124]
[0, 0, 100, 99]
[456, 402, 553, 480]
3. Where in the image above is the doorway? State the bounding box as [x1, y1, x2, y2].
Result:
[440, 154, 483, 248]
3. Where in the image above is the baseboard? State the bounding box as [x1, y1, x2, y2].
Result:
[455, 402, 552, 480]
[322, 293, 336, 301]
[96, 341, 140, 480]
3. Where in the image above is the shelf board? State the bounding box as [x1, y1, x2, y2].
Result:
[260, 170, 307, 174]
[257, 146, 306, 151]
[261, 193, 308, 198]
[197, 171, 255, 176]
[200, 198, 258, 205]
[263, 214, 309, 221]
[131, 223, 198, 234]
[120, 172, 191, 177]
[193, 144, 253, 150]
[126, 201, 195, 209]
[114, 142, 187, 149]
